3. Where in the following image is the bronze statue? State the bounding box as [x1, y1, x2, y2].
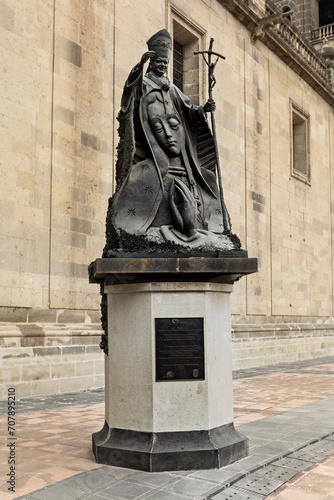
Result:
[104, 29, 240, 254]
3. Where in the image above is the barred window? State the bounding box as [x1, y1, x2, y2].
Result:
[173, 40, 183, 92]
[172, 16, 203, 105]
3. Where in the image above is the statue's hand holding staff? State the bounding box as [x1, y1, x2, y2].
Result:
[204, 100, 216, 113]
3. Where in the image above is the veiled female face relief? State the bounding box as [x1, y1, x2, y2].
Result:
[147, 99, 185, 157]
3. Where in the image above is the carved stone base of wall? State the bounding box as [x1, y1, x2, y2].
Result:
[232, 321, 334, 370]
[0, 322, 104, 400]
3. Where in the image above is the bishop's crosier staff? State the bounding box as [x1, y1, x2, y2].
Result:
[194, 38, 230, 232]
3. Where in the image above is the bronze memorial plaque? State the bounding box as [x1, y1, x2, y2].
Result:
[155, 318, 204, 381]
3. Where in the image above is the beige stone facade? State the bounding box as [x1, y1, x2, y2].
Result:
[1, 0, 334, 398]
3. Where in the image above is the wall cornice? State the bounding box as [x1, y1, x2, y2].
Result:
[219, 0, 334, 108]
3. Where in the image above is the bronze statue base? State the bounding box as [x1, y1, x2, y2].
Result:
[92, 422, 248, 472]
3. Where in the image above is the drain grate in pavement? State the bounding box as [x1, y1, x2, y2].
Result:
[316, 438, 334, 449]
[207, 486, 266, 499]
[288, 439, 334, 462]
[252, 464, 298, 482]
[206, 437, 334, 499]
[229, 476, 283, 496]
[273, 456, 314, 472]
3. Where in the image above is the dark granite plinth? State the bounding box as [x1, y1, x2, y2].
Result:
[89, 256, 258, 285]
[92, 422, 249, 472]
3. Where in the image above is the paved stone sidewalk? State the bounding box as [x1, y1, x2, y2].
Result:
[266, 453, 334, 499]
[15, 399, 334, 500]
[1, 357, 334, 499]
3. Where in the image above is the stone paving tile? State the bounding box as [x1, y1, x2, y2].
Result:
[160, 476, 219, 497]
[0, 389, 105, 417]
[248, 437, 271, 449]
[97, 480, 153, 499]
[272, 433, 320, 448]
[232, 356, 334, 379]
[29, 483, 96, 499]
[144, 492, 195, 500]
[189, 469, 243, 485]
[59, 474, 111, 493]
[221, 454, 274, 474]
[127, 471, 179, 488]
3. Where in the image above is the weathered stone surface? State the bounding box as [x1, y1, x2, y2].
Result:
[0, 1, 14, 32]
[89, 256, 258, 285]
[55, 34, 82, 67]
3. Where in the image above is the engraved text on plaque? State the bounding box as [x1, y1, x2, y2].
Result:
[155, 318, 204, 381]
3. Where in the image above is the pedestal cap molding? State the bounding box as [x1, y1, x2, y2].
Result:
[104, 282, 234, 294]
[89, 256, 258, 285]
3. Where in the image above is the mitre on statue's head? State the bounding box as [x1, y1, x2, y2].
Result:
[146, 29, 172, 58]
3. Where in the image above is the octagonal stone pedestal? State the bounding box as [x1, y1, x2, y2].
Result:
[89, 255, 257, 472]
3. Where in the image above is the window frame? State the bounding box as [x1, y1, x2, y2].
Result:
[290, 102, 311, 184]
[169, 6, 206, 106]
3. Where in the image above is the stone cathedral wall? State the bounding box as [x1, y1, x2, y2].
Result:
[1, 0, 334, 398]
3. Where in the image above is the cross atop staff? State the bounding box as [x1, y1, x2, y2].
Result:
[194, 39, 230, 232]
[195, 38, 226, 92]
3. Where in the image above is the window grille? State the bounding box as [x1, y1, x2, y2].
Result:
[173, 40, 183, 91]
